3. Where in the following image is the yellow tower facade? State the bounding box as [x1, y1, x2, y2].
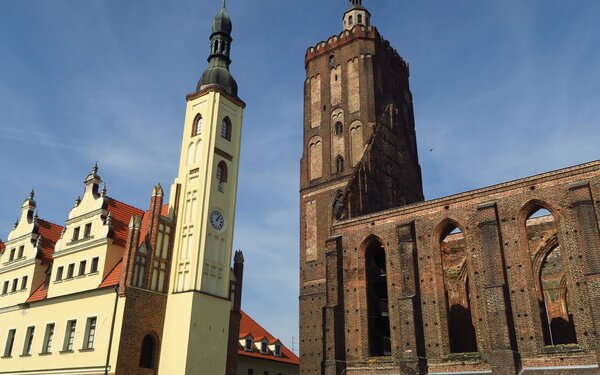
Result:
[159, 2, 245, 374]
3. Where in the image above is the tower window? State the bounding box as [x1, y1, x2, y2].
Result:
[139, 334, 157, 369]
[358, 14, 363, 24]
[192, 115, 203, 137]
[216, 162, 228, 192]
[348, 16, 353, 25]
[336, 155, 344, 174]
[221, 117, 232, 141]
[334, 122, 343, 135]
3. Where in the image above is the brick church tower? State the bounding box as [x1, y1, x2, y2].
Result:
[299, 1, 424, 374]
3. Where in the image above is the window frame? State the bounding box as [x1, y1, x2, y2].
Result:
[22, 326, 35, 356]
[90, 257, 100, 274]
[82, 317, 97, 350]
[78, 260, 87, 276]
[66, 264, 75, 279]
[3, 329, 16, 357]
[41, 323, 55, 354]
[63, 320, 77, 352]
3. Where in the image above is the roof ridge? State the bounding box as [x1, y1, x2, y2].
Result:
[37, 218, 64, 229]
[240, 310, 276, 340]
[106, 196, 145, 214]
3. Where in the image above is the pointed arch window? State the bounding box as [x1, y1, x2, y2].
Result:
[334, 121, 343, 135]
[192, 115, 203, 137]
[335, 155, 344, 174]
[216, 161, 228, 192]
[221, 117, 232, 141]
[365, 238, 391, 356]
[139, 334, 157, 369]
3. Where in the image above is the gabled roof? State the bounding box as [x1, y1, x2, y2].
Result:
[26, 281, 48, 303]
[107, 198, 144, 247]
[138, 204, 170, 246]
[37, 219, 63, 264]
[99, 260, 123, 288]
[238, 311, 299, 365]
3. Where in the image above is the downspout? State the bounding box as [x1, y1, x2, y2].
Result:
[105, 285, 120, 375]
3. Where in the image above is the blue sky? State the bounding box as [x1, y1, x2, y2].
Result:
[0, 1, 599, 353]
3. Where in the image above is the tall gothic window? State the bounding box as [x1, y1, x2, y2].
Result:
[365, 238, 391, 356]
[335, 155, 344, 174]
[133, 247, 148, 288]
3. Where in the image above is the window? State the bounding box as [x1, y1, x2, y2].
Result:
[21, 276, 28, 290]
[334, 121, 343, 135]
[22, 326, 35, 355]
[2, 281, 8, 295]
[260, 341, 267, 353]
[248, 370, 254, 375]
[3, 329, 15, 357]
[274, 343, 281, 356]
[192, 114, 203, 136]
[11, 278, 18, 293]
[55, 266, 64, 281]
[42, 323, 55, 354]
[335, 155, 344, 174]
[245, 338, 253, 351]
[72, 227, 80, 241]
[63, 320, 77, 351]
[78, 260, 87, 276]
[133, 247, 148, 288]
[348, 15, 353, 25]
[221, 117, 232, 141]
[83, 317, 97, 349]
[90, 257, 99, 273]
[17, 245, 24, 259]
[84, 223, 92, 238]
[216, 162, 228, 192]
[358, 14, 363, 23]
[365, 238, 391, 356]
[139, 335, 156, 369]
[9, 248, 15, 261]
[66, 264, 75, 279]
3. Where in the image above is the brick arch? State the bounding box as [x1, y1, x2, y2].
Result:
[433, 218, 466, 245]
[139, 330, 161, 373]
[518, 199, 561, 227]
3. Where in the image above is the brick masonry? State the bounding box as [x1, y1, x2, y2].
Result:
[299, 21, 600, 375]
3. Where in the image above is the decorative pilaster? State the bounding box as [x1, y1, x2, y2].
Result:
[324, 235, 346, 375]
[477, 202, 520, 375]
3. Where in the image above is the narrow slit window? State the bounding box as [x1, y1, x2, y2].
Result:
[216, 162, 228, 192]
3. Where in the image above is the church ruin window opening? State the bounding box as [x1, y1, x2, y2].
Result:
[364, 237, 391, 356]
[439, 222, 478, 353]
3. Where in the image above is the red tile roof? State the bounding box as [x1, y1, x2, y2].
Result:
[99, 260, 123, 288]
[238, 311, 299, 365]
[37, 220, 63, 264]
[0, 241, 5, 254]
[26, 281, 48, 303]
[107, 198, 144, 247]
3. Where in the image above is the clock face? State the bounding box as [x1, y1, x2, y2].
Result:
[209, 209, 225, 231]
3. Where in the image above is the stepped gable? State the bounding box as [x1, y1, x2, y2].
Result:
[106, 197, 144, 247]
[37, 219, 63, 264]
[238, 310, 299, 365]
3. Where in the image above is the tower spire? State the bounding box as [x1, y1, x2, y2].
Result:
[197, 1, 238, 97]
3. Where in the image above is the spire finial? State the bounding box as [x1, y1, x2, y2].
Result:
[222, 0, 226, 9]
[101, 183, 107, 197]
[92, 162, 98, 175]
[29, 188, 35, 200]
[33, 210, 39, 221]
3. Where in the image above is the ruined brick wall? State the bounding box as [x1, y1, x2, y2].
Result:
[331, 161, 600, 375]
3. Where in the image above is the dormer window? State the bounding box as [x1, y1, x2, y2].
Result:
[245, 338, 253, 351]
[274, 343, 281, 356]
[260, 341, 268, 354]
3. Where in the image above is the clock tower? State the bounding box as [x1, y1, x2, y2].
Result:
[159, 1, 245, 374]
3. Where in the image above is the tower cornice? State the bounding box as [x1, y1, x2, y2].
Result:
[186, 85, 246, 108]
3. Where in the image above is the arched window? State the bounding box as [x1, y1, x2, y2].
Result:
[525, 206, 577, 345]
[221, 117, 231, 141]
[139, 334, 156, 369]
[358, 14, 363, 24]
[133, 246, 148, 288]
[364, 238, 391, 356]
[439, 222, 478, 353]
[335, 155, 344, 174]
[334, 122, 343, 135]
[216, 162, 228, 192]
[348, 16, 353, 25]
[192, 115, 203, 137]
[332, 191, 344, 220]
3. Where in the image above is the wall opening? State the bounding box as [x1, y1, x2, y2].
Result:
[139, 334, 157, 369]
[440, 223, 478, 353]
[365, 238, 391, 356]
